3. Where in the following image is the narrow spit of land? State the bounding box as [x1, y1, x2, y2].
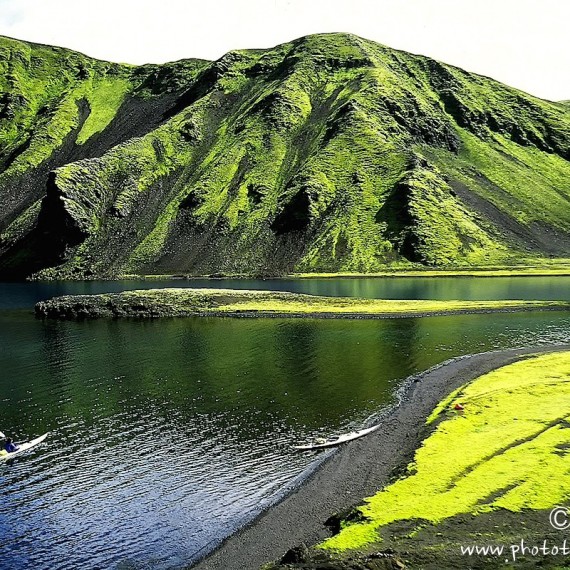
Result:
[34, 288, 570, 320]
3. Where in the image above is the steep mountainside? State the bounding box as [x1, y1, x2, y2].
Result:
[1, 33, 570, 279]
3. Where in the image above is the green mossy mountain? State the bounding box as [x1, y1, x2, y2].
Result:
[1, 33, 570, 279]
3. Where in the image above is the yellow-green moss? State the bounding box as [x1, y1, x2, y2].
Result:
[214, 296, 569, 316]
[76, 78, 131, 144]
[322, 351, 570, 551]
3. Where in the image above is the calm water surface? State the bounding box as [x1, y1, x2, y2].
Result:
[0, 278, 569, 569]
[1, 274, 570, 309]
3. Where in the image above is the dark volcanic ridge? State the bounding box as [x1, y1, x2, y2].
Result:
[1, 33, 570, 279]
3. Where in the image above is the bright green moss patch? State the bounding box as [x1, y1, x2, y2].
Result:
[322, 351, 570, 551]
[0, 36, 137, 177]
[75, 78, 131, 144]
[427, 129, 570, 235]
[214, 296, 569, 316]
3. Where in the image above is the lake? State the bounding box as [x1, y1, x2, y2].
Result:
[0, 277, 569, 569]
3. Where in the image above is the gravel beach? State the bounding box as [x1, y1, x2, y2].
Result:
[192, 344, 570, 570]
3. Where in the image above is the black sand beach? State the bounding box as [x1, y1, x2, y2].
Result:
[192, 344, 570, 570]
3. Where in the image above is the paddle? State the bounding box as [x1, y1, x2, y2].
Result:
[0, 432, 5, 439]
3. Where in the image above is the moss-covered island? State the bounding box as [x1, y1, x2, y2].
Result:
[266, 351, 570, 569]
[34, 288, 570, 319]
[1, 33, 570, 280]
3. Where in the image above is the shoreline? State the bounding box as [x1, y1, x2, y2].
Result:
[191, 344, 570, 570]
[147, 305, 569, 320]
[21, 263, 570, 282]
[289, 267, 570, 279]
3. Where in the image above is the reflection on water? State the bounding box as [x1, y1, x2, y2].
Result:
[1, 275, 570, 310]
[0, 279, 569, 569]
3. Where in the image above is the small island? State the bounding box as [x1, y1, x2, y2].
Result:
[35, 288, 570, 320]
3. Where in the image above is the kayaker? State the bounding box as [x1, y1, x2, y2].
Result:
[4, 438, 19, 453]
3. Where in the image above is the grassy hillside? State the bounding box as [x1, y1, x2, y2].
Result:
[1, 33, 570, 279]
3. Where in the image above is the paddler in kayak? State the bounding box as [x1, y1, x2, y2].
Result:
[3, 437, 19, 453]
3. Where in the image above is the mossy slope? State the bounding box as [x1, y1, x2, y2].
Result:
[1, 33, 570, 278]
[320, 351, 570, 563]
[0, 35, 207, 277]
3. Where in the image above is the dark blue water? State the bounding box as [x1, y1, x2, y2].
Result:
[0, 278, 568, 569]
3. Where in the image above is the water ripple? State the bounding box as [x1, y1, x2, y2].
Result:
[0, 299, 569, 569]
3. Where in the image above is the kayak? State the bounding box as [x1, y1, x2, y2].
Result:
[293, 424, 380, 451]
[0, 433, 49, 461]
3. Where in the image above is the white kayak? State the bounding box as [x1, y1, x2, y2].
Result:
[293, 424, 380, 451]
[0, 433, 49, 461]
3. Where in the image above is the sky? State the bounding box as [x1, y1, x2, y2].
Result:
[0, 0, 568, 101]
